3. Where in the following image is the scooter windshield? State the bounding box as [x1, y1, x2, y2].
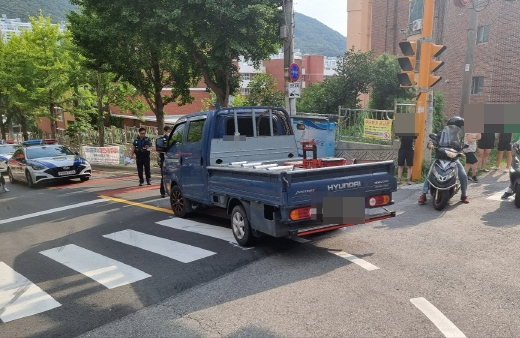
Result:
[438, 125, 462, 149]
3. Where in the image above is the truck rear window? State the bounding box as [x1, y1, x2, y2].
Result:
[224, 112, 291, 137]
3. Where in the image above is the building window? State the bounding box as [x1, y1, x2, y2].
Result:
[471, 76, 484, 94]
[476, 25, 489, 44]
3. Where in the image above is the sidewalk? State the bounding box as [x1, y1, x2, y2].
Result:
[91, 163, 162, 175]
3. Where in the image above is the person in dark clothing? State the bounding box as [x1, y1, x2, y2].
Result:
[493, 132, 513, 172]
[477, 132, 495, 172]
[397, 135, 417, 185]
[158, 125, 171, 197]
[130, 127, 153, 186]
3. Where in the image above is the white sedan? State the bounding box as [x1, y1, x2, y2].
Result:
[0, 144, 18, 174]
[8, 141, 92, 188]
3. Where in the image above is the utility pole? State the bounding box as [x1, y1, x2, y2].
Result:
[459, 7, 479, 118]
[282, 0, 295, 115]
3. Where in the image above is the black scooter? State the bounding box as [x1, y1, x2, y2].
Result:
[426, 133, 467, 211]
[506, 143, 520, 208]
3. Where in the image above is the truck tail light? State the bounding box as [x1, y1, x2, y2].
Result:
[368, 194, 390, 207]
[290, 207, 311, 221]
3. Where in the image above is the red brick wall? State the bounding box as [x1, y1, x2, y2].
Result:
[370, 0, 410, 56]
[302, 55, 324, 83]
[264, 58, 289, 92]
[371, 0, 520, 118]
[436, 0, 520, 117]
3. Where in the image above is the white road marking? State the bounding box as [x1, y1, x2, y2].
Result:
[410, 297, 466, 338]
[332, 251, 379, 271]
[103, 230, 216, 263]
[486, 190, 513, 202]
[157, 218, 238, 244]
[0, 199, 108, 225]
[0, 262, 61, 323]
[40, 244, 150, 289]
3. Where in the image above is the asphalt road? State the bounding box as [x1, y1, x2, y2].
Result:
[1, 166, 519, 337]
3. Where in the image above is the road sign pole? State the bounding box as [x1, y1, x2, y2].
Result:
[283, 0, 295, 115]
[411, 0, 435, 181]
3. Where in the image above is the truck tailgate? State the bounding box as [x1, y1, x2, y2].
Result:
[285, 160, 397, 206]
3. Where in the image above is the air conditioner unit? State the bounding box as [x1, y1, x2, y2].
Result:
[412, 19, 423, 32]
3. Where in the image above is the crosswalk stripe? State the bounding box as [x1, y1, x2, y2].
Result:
[156, 218, 238, 244]
[0, 262, 61, 323]
[103, 230, 216, 263]
[39, 244, 151, 289]
[0, 199, 108, 225]
[486, 190, 513, 202]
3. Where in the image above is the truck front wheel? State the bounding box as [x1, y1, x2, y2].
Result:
[231, 205, 254, 247]
[170, 186, 192, 218]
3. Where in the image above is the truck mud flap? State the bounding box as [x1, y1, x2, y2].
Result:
[293, 210, 396, 237]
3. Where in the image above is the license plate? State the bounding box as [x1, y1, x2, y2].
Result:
[58, 170, 76, 176]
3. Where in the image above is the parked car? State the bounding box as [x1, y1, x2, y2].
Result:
[0, 143, 19, 174]
[8, 139, 92, 188]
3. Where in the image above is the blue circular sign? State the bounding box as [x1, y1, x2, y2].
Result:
[289, 63, 300, 82]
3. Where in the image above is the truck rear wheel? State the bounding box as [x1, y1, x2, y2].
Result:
[515, 185, 520, 208]
[170, 186, 192, 218]
[231, 205, 254, 247]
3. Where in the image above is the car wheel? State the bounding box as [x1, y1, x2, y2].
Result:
[170, 185, 193, 218]
[8, 168, 17, 183]
[80, 176, 90, 182]
[231, 204, 255, 247]
[26, 171, 37, 188]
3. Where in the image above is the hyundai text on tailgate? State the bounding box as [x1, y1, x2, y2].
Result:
[160, 107, 397, 246]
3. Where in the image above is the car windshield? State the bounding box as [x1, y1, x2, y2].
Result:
[0, 145, 17, 154]
[26, 146, 74, 159]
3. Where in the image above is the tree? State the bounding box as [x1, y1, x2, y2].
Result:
[368, 53, 414, 110]
[181, 0, 283, 107]
[68, 0, 201, 132]
[246, 73, 285, 106]
[297, 48, 374, 115]
[65, 67, 147, 146]
[23, 14, 74, 139]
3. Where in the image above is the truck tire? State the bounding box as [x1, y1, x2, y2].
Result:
[231, 205, 254, 247]
[170, 185, 193, 218]
[515, 185, 520, 208]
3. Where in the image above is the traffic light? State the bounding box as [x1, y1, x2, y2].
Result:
[426, 43, 446, 87]
[397, 41, 417, 88]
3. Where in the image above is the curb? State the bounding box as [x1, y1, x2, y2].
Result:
[91, 163, 162, 175]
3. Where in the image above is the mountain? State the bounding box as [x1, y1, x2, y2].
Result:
[0, 2, 347, 57]
[294, 12, 347, 57]
[0, 0, 77, 22]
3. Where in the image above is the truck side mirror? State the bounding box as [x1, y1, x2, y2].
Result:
[296, 123, 305, 130]
[156, 137, 167, 152]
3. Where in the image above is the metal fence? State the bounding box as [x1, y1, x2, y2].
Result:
[11, 125, 162, 166]
[336, 107, 395, 145]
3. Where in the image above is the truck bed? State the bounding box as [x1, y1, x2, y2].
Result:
[207, 159, 396, 209]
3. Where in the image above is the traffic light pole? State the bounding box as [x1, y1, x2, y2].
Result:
[411, 0, 436, 181]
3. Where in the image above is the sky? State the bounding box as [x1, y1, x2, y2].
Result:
[293, 0, 348, 37]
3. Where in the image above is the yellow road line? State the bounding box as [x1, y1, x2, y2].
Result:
[99, 195, 173, 214]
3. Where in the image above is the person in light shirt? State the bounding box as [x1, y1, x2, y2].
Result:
[464, 132, 481, 182]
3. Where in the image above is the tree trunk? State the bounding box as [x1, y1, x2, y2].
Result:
[20, 113, 29, 141]
[154, 90, 165, 132]
[97, 72, 105, 147]
[0, 111, 5, 140]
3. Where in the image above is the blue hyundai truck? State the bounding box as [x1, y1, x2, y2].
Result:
[159, 106, 397, 246]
